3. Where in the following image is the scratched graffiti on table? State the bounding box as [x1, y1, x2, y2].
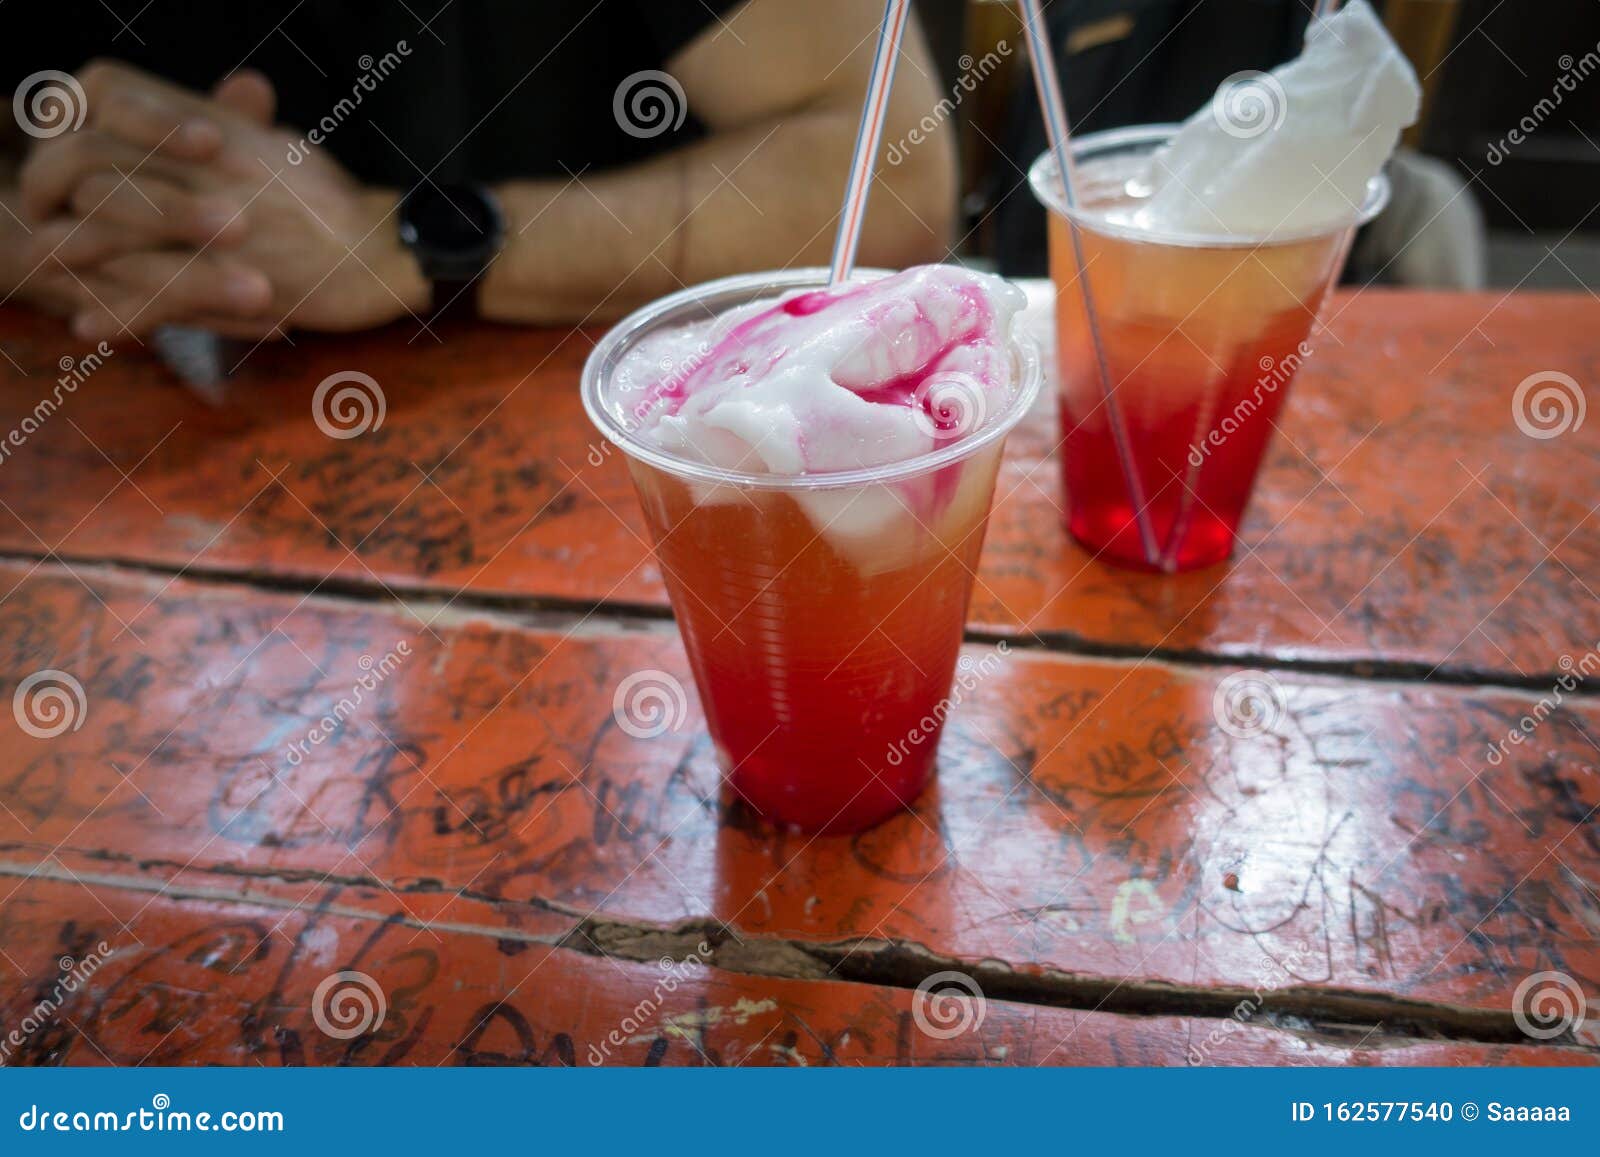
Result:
[0, 315, 610, 591]
[2, 564, 1596, 1017]
[0, 294, 1597, 673]
[1, 881, 1591, 1067]
[984, 294, 1600, 671]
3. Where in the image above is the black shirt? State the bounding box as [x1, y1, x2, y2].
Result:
[1, 0, 742, 186]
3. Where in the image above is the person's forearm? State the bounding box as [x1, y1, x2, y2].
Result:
[478, 106, 954, 325]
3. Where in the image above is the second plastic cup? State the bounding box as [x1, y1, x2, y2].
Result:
[1030, 125, 1389, 572]
[582, 269, 1041, 833]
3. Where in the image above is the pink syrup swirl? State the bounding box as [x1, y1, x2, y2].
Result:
[636, 267, 1008, 472]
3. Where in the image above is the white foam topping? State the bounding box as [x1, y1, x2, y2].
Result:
[1132, 0, 1421, 236]
[609, 265, 1026, 564]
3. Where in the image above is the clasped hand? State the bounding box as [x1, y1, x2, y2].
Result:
[15, 60, 428, 342]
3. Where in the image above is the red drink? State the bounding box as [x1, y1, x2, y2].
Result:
[1031, 127, 1387, 571]
[583, 269, 1040, 833]
[626, 449, 1001, 832]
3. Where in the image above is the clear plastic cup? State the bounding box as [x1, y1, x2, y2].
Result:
[582, 268, 1041, 833]
[1029, 125, 1390, 571]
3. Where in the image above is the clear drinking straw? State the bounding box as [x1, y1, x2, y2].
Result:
[1157, 0, 1348, 569]
[828, 0, 912, 285]
[1019, 0, 1160, 567]
[1308, 0, 1353, 319]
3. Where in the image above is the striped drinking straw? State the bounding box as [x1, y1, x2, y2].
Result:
[1019, 0, 1161, 568]
[828, 0, 912, 285]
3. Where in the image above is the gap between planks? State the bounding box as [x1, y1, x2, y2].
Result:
[0, 852, 1592, 1057]
[1, 549, 1592, 699]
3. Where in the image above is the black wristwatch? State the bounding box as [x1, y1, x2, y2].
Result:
[397, 182, 505, 311]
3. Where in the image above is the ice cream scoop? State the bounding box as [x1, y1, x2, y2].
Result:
[620, 264, 1026, 477]
[603, 264, 1031, 563]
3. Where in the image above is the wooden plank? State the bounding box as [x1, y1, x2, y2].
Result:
[2, 878, 1588, 1066]
[0, 289, 1594, 677]
[4, 561, 1597, 1023]
[988, 289, 1600, 678]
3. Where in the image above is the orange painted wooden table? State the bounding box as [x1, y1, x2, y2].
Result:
[0, 285, 1596, 1067]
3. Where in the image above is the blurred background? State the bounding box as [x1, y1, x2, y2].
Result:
[933, 0, 1600, 289]
[3, 0, 1597, 322]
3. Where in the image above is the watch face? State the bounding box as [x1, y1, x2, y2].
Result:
[400, 183, 504, 274]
